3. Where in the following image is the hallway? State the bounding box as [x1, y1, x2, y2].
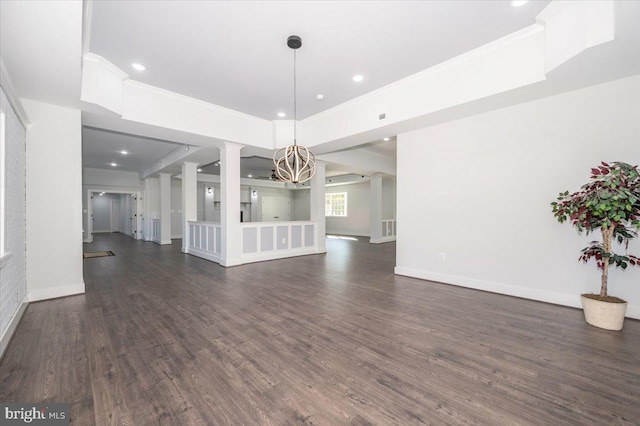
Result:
[1, 234, 639, 424]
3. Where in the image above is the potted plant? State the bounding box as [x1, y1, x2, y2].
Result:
[551, 161, 640, 330]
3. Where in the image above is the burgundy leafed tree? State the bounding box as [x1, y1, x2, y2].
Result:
[551, 162, 640, 298]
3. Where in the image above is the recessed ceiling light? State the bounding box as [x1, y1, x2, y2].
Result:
[511, 0, 529, 7]
[120, 150, 129, 155]
[248, 174, 253, 178]
[110, 163, 117, 167]
[316, 94, 324, 101]
[383, 137, 390, 141]
[197, 168, 202, 172]
[353, 74, 364, 82]
[131, 63, 146, 71]
[99, 193, 104, 196]
[215, 162, 220, 166]
[277, 112, 286, 118]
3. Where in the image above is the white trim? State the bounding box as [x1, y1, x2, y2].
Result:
[0, 295, 28, 361]
[220, 257, 243, 267]
[0, 59, 30, 127]
[0, 107, 5, 257]
[83, 52, 129, 81]
[187, 246, 222, 264]
[370, 236, 396, 244]
[81, 0, 93, 56]
[302, 24, 544, 124]
[0, 251, 13, 269]
[627, 304, 640, 320]
[240, 247, 320, 265]
[394, 267, 640, 320]
[328, 231, 369, 238]
[28, 282, 85, 302]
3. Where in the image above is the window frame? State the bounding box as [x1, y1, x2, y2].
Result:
[0, 107, 6, 260]
[325, 192, 348, 217]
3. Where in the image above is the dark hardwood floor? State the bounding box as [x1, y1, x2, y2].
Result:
[1, 233, 639, 425]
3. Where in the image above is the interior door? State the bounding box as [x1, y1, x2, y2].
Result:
[130, 195, 137, 238]
[110, 200, 120, 232]
[261, 197, 290, 222]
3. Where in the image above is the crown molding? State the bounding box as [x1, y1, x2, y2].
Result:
[0, 59, 30, 128]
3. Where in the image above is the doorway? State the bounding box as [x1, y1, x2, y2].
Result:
[86, 190, 143, 243]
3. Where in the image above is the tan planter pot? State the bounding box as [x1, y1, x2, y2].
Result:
[581, 295, 627, 331]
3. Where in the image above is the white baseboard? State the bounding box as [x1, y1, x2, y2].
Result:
[186, 247, 222, 265]
[220, 257, 242, 267]
[370, 236, 396, 244]
[152, 238, 172, 245]
[172, 235, 182, 240]
[327, 231, 369, 238]
[28, 282, 85, 302]
[0, 296, 28, 360]
[394, 267, 640, 320]
[240, 248, 319, 265]
[186, 247, 325, 267]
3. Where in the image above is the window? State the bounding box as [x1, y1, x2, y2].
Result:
[0, 108, 5, 257]
[325, 192, 347, 217]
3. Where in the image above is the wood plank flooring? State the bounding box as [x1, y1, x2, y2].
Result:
[1, 233, 640, 425]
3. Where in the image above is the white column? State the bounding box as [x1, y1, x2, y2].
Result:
[310, 160, 327, 253]
[135, 192, 143, 240]
[181, 162, 198, 253]
[142, 178, 153, 241]
[159, 173, 172, 245]
[220, 142, 243, 266]
[369, 173, 383, 244]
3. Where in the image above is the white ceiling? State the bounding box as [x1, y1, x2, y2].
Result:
[82, 127, 182, 173]
[5, 0, 638, 179]
[0, 0, 82, 107]
[89, 0, 550, 120]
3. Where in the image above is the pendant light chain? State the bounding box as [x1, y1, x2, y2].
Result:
[293, 49, 297, 146]
[273, 35, 316, 184]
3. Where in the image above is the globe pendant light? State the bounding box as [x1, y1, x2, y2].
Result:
[273, 35, 316, 184]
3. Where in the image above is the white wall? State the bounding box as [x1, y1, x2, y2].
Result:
[396, 75, 640, 319]
[326, 182, 370, 237]
[197, 181, 205, 221]
[292, 188, 310, 221]
[382, 177, 396, 220]
[0, 86, 27, 355]
[23, 99, 84, 301]
[249, 187, 295, 222]
[202, 183, 217, 223]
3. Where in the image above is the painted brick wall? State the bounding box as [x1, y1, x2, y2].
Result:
[0, 87, 27, 338]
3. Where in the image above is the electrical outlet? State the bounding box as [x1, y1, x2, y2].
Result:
[439, 252, 446, 261]
[282, 238, 287, 244]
